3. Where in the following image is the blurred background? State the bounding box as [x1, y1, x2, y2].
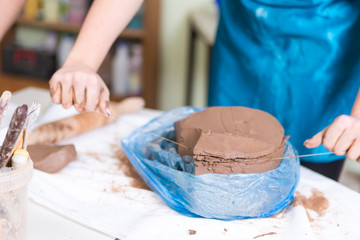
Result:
[0, 0, 217, 110]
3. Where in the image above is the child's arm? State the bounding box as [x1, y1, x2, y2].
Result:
[49, 0, 144, 115]
[0, 0, 26, 40]
[305, 89, 360, 162]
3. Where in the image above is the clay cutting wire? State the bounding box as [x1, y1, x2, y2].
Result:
[96, 111, 335, 159]
[271, 152, 334, 161]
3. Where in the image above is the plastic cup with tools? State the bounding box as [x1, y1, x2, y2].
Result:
[0, 155, 33, 240]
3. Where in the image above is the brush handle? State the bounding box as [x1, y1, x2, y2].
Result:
[0, 104, 28, 167]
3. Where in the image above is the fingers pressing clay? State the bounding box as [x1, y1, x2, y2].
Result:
[49, 67, 110, 113]
[98, 88, 110, 116]
[49, 78, 61, 104]
[85, 83, 99, 112]
[61, 76, 73, 109]
[74, 84, 85, 112]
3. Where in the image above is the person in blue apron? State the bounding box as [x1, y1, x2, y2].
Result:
[210, 0, 360, 180]
[2, 1, 359, 180]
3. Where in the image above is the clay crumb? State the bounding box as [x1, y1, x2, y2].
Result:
[224, 228, 228, 232]
[112, 147, 150, 191]
[84, 151, 106, 162]
[253, 232, 277, 239]
[110, 185, 122, 193]
[115, 238, 121, 240]
[188, 229, 197, 235]
[292, 189, 329, 222]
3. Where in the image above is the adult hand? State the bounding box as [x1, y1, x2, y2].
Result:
[304, 114, 360, 162]
[49, 65, 110, 116]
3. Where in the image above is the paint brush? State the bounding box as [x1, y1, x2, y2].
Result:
[0, 104, 28, 168]
[22, 101, 41, 150]
[0, 91, 12, 126]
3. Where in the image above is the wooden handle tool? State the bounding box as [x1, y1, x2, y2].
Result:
[23, 101, 41, 150]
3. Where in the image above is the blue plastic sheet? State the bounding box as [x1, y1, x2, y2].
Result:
[121, 107, 300, 220]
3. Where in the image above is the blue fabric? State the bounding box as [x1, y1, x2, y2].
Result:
[209, 0, 360, 163]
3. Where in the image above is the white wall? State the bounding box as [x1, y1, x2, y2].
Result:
[158, 0, 214, 110]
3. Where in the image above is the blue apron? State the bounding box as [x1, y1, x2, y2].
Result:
[209, 0, 360, 163]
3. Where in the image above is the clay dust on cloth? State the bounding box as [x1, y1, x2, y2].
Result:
[1, 103, 360, 239]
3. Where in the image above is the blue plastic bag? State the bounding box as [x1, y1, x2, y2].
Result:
[121, 107, 300, 220]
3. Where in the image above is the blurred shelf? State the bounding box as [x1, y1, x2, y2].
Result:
[16, 17, 81, 33]
[0, 73, 49, 93]
[16, 17, 145, 40]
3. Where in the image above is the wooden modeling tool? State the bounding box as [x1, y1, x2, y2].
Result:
[23, 101, 41, 150]
[0, 104, 28, 168]
[10, 102, 41, 169]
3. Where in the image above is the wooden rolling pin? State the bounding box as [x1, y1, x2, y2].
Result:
[29, 97, 145, 145]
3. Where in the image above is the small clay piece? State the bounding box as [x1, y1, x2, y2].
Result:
[253, 232, 277, 239]
[188, 229, 197, 235]
[175, 107, 287, 175]
[27, 144, 77, 173]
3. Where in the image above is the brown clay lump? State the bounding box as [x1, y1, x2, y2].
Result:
[174, 107, 287, 175]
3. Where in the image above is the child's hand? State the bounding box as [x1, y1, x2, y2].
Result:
[304, 114, 360, 162]
[49, 65, 110, 116]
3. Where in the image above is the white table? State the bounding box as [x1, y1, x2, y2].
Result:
[6, 87, 360, 240]
[28, 200, 112, 240]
